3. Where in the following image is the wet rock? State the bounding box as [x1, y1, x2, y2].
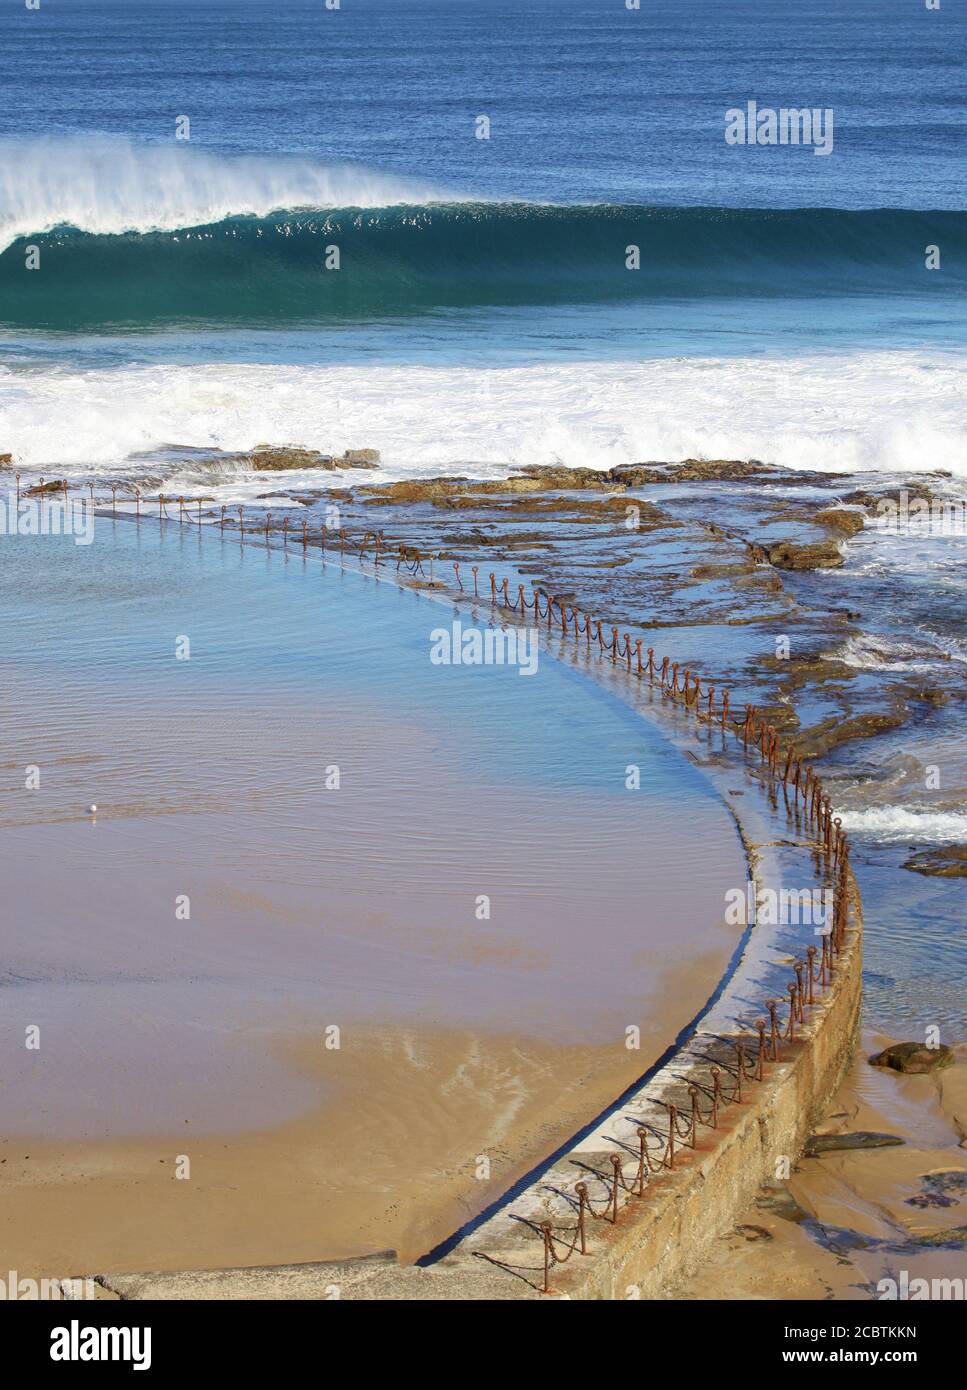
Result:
[814, 507, 866, 536]
[734, 1224, 773, 1242]
[690, 561, 757, 579]
[906, 1192, 958, 1209]
[500, 495, 668, 525]
[773, 655, 857, 686]
[842, 483, 935, 509]
[869, 1041, 955, 1074]
[248, 445, 334, 469]
[517, 464, 619, 490]
[669, 458, 769, 482]
[471, 477, 570, 495]
[608, 464, 667, 485]
[911, 1225, 967, 1248]
[913, 686, 951, 707]
[245, 445, 379, 471]
[361, 474, 639, 506]
[767, 539, 845, 571]
[430, 494, 502, 510]
[755, 1186, 811, 1224]
[803, 1132, 905, 1156]
[358, 478, 470, 503]
[0, 452, 12, 465]
[795, 709, 909, 757]
[25, 479, 67, 495]
[904, 847, 967, 879]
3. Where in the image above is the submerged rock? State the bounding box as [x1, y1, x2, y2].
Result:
[767, 539, 845, 571]
[904, 846, 967, 879]
[803, 1132, 905, 1156]
[795, 709, 909, 758]
[360, 474, 636, 505]
[755, 1185, 811, 1224]
[869, 1041, 955, 1074]
[911, 1225, 967, 1248]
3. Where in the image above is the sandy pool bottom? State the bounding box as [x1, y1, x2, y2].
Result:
[0, 522, 744, 1275]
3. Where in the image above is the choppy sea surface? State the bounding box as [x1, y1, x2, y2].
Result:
[0, 0, 965, 484]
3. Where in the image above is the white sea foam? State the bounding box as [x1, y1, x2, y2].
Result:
[0, 136, 458, 251]
[829, 633, 956, 671]
[2, 350, 966, 489]
[834, 806, 967, 842]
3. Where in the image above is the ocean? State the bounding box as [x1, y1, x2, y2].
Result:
[0, 0, 965, 481]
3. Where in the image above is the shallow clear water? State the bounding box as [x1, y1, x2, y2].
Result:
[0, 516, 743, 1137]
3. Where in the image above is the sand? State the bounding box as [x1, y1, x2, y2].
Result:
[0, 1026, 664, 1278]
[669, 1038, 967, 1300]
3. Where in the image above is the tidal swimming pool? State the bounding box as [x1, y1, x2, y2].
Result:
[0, 513, 746, 1266]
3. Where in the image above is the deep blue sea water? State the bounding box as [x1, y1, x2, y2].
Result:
[3, 0, 965, 208]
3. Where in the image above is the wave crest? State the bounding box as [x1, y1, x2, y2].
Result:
[0, 135, 458, 251]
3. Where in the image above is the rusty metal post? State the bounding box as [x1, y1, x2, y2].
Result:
[786, 982, 798, 1040]
[767, 1000, 780, 1061]
[794, 959, 805, 1019]
[733, 1044, 745, 1102]
[688, 1086, 699, 1147]
[576, 1183, 590, 1251]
